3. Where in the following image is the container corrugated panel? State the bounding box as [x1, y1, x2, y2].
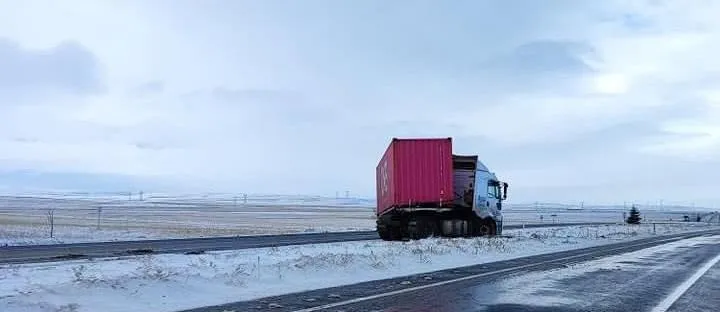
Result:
[376, 138, 454, 215]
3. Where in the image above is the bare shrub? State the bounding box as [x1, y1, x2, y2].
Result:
[266, 246, 281, 256]
[71, 265, 99, 284]
[56, 303, 80, 312]
[367, 250, 386, 269]
[223, 263, 250, 286]
[134, 256, 177, 281]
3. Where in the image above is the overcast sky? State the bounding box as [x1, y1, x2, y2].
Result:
[0, 0, 719, 206]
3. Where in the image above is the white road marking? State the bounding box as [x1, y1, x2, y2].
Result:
[651, 252, 720, 312]
[291, 235, 692, 312]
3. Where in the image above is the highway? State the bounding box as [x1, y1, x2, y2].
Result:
[0, 222, 607, 264]
[183, 228, 720, 312]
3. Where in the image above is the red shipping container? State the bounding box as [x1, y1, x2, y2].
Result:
[376, 138, 454, 215]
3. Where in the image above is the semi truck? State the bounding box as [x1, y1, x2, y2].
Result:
[375, 137, 508, 241]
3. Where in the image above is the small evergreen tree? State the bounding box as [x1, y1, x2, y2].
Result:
[626, 205, 641, 224]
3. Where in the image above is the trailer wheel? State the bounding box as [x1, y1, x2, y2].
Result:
[378, 226, 392, 241]
[377, 217, 402, 241]
[426, 218, 440, 238]
[407, 217, 421, 240]
[378, 225, 403, 241]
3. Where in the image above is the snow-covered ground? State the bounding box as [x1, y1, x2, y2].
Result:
[0, 216, 375, 246]
[0, 224, 178, 246]
[1, 223, 716, 312]
[0, 194, 376, 246]
[0, 207, 376, 246]
[1, 193, 717, 246]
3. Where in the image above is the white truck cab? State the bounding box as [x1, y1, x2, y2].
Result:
[473, 160, 507, 234]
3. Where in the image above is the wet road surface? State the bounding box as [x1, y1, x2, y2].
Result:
[666, 259, 720, 312]
[183, 229, 720, 312]
[358, 234, 719, 312]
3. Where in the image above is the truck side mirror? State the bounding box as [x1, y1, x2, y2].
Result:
[502, 183, 508, 200]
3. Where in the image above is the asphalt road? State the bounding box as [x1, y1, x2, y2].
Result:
[0, 222, 607, 264]
[666, 256, 720, 312]
[183, 228, 720, 312]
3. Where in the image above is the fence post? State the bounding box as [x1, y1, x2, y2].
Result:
[47, 209, 55, 238]
[97, 206, 102, 230]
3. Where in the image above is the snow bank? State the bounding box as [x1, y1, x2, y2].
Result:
[0, 223, 716, 312]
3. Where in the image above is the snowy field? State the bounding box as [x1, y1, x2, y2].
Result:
[1, 223, 717, 312]
[0, 193, 376, 246]
[1, 193, 718, 246]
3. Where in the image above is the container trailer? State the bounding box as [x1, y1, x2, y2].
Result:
[375, 137, 508, 240]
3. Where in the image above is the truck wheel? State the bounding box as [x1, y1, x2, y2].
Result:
[478, 223, 491, 236]
[481, 219, 498, 236]
[471, 218, 497, 237]
[408, 216, 437, 240]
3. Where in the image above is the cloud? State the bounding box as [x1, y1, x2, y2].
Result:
[0, 1, 719, 204]
[0, 39, 104, 97]
[0, 170, 165, 193]
[489, 40, 595, 75]
[130, 81, 164, 96]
